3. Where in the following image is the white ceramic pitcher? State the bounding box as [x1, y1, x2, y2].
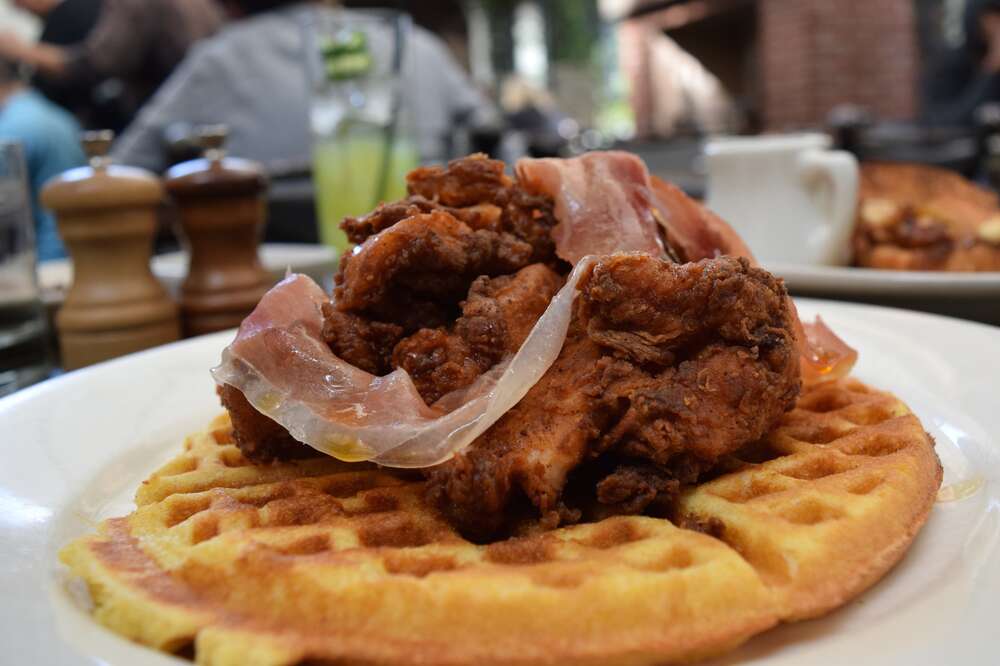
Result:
[705, 133, 859, 266]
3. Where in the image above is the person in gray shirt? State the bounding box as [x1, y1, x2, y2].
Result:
[111, 0, 495, 173]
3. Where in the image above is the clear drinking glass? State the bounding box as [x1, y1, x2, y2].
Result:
[304, 8, 420, 252]
[0, 142, 51, 397]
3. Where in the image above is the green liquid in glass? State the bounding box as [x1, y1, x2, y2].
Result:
[313, 124, 418, 253]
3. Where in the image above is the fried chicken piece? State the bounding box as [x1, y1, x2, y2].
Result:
[392, 328, 494, 406]
[592, 341, 797, 464]
[334, 211, 534, 331]
[582, 255, 800, 465]
[579, 253, 794, 367]
[341, 196, 503, 245]
[341, 197, 440, 244]
[424, 321, 604, 538]
[405, 154, 558, 262]
[320, 307, 403, 376]
[407, 153, 513, 207]
[426, 254, 801, 539]
[595, 463, 683, 515]
[393, 264, 564, 404]
[461, 262, 565, 351]
[218, 384, 316, 462]
[504, 188, 559, 264]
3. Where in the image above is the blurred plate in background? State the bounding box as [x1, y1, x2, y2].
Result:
[769, 263, 1000, 326]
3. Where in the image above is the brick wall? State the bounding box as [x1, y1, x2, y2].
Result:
[758, 0, 918, 130]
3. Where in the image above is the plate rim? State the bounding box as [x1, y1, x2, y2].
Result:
[767, 262, 1000, 297]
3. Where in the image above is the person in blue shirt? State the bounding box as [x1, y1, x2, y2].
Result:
[0, 57, 84, 261]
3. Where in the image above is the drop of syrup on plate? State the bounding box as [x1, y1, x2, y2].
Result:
[936, 477, 984, 503]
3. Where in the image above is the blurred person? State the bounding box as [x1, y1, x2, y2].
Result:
[0, 0, 224, 122]
[0, 56, 85, 261]
[8, 0, 105, 126]
[924, 0, 1000, 126]
[110, 0, 495, 174]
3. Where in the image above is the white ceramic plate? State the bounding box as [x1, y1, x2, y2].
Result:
[1, 299, 998, 665]
[766, 263, 1000, 326]
[768, 262, 1000, 297]
[37, 243, 338, 305]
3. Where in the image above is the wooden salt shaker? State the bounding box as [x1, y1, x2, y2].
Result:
[41, 131, 180, 370]
[165, 126, 270, 337]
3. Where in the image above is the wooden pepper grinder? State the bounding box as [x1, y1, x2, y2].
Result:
[165, 126, 271, 337]
[41, 130, 180, 370]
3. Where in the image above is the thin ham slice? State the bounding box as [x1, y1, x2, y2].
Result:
[518, 151, 857, 385]
[515, 151, 665, 265]
[648, 176, 754, 261]
[212, 260, 596, 468]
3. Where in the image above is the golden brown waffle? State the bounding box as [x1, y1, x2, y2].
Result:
[60, 378, 941, 666]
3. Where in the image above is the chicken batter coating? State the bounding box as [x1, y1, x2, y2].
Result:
[426, 255, 800, 538]
[392, 264, 563, 404]
[321, 309, 403, 377]
[405, 154, 558, 262]
[334, 211, 535, 332]
[341, 196, 505, 245]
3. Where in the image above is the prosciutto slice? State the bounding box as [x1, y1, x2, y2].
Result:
[648, 176, 754, 261]
[515, 152, 752, 264]
[518, 151, 857, 384]
[515, 151, 665, 264]
[212, 259, 596, 468]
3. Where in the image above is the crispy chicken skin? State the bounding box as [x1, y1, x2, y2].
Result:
[320, 309, 404, 376]
[425, 255, 801, 538]
[423, 319, 602, 537]
[342, 196, 505, 245]
[405, 154, 558, 262]
[406, 153, 513, 206]
[329, 158, 561, 396]
[392, 264, 564, 404]
[344, 154, 556, 261]
[334, 211, 535, 332]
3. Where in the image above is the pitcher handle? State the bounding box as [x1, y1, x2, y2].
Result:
[798, 149, 859, 265]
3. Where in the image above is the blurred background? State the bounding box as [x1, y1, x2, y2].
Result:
[4, 0, 1000, 246]
[3, 0, 1000, 392]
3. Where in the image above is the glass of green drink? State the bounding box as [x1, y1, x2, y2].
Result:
[304, 9, 419, 253]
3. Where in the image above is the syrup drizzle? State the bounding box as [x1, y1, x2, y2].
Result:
[936, 477, 984, 503]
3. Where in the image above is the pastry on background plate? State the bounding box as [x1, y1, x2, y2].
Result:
[853, 162, 1000, 271]
[60, 153, 940, 665]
